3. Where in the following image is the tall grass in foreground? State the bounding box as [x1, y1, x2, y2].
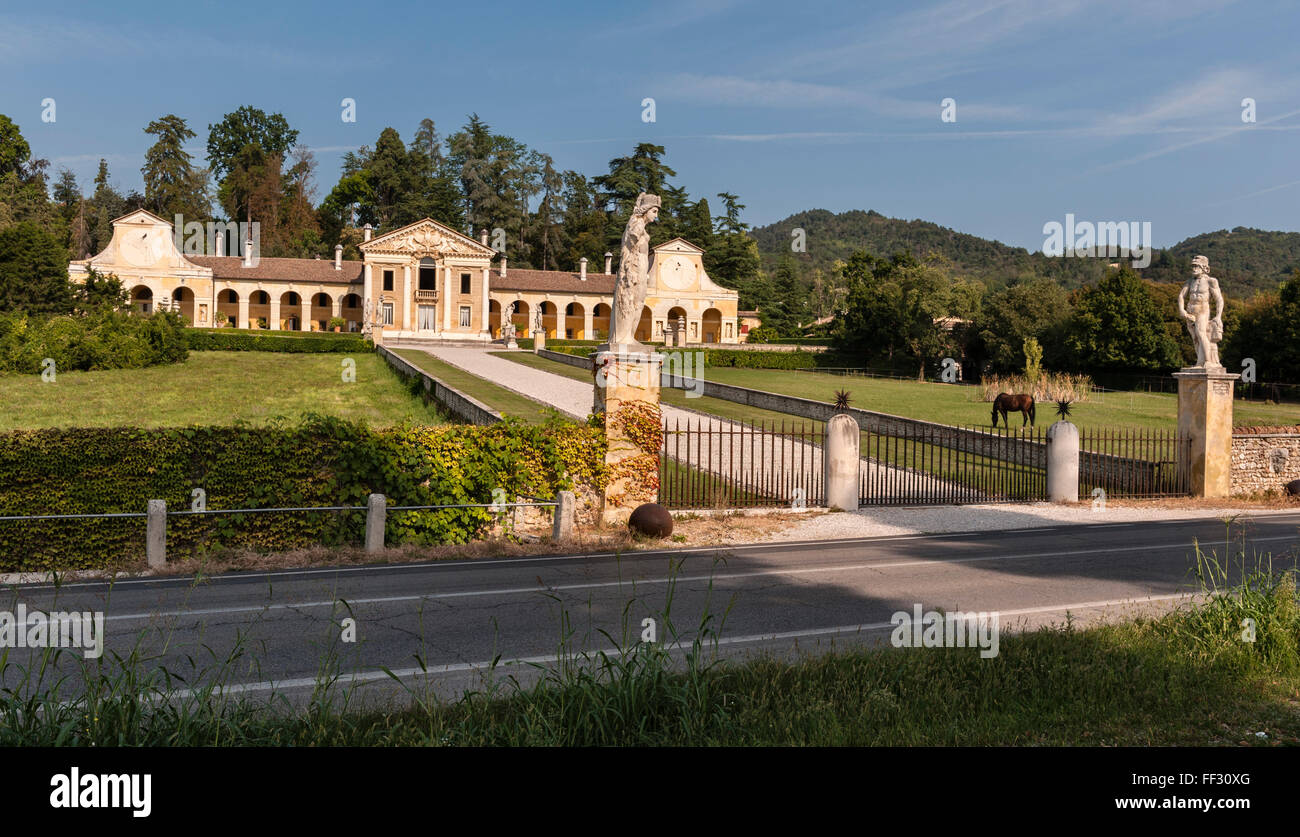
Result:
[1, 538, 1297, 746]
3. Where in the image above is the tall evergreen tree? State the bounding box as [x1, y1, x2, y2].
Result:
[142, 115, 210, 222]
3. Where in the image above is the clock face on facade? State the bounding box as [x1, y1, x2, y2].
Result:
[660, 254, 696, 290]
[120, 228, 162, 267]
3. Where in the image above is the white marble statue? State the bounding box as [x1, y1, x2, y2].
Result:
[1177, 255, 1225, 369]
[608, 192, 661, 349]
[501, 302, 515, 339]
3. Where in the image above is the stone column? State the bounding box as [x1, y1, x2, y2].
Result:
[592, 346, 664, 526]
[823, 413, 860, 511]
[301, 298, 311, 331]
[481, 268, 490, 334]
[269, 298, 281, 331]
[1174, 368, 1239, 498]
[403, 264, 412, 332]
[443, 265, 453, 331]
[1046, 420, 1079, 503]
[583, 306, 594, 341]
[237, 294, 249, 329]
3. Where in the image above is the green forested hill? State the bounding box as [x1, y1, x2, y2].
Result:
[751, 210, 1297, 297]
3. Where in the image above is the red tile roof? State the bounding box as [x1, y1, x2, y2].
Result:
[188, 256, 363, 284]
[489, 269, 616, 294]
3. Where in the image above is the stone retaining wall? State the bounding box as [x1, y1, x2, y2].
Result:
[1231, 426, 1300, 495]
[378, 346, 503, 425]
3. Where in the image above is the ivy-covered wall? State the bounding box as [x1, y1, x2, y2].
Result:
[0, 416, 605, 571]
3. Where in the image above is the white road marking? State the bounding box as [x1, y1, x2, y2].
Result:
[172, 592, 1197, 698]
[96, 534, 1296, 625]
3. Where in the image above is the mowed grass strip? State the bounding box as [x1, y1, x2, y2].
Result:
[0, 351, 443, 430]
[493, 351, 1300, 430]
[392, 349, 569, 425]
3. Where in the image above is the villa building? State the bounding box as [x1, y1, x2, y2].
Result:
[70, 210, 744, 345]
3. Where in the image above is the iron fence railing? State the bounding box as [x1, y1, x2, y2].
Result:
[659, 417, 824, 509]
[859, 423, 1047, 506]
[1078, 427, 1191, 499]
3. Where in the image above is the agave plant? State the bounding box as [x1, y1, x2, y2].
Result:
[834, 389, 852, 411]
[1055, 399, 1074, 419]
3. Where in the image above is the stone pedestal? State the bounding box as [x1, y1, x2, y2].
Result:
[533, 330, 546, 352]
[592, 345, 664, 526]
[1174, 367, 1238, 498]
[1046, 420, 1079, 503]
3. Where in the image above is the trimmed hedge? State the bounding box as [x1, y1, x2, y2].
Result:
[184, 328, 368, 353]
[0, 415, 605, 571]
[0, 310, 188, 375]
[543, 344, 821, 369]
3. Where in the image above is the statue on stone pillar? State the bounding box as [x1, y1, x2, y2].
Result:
[501, 302, 515, 340]
[609, 192, 661, 349]
[1177, 255, 1225, 369]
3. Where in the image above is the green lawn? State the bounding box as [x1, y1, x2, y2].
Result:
[493, 351, 1300, 430]
[392, 349, 571, 425]
[0, 351, 444, 430]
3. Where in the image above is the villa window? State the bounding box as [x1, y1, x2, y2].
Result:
[381, 303, 394, 325]
[460, 273, 471, 295]
[383, 270, 394, 292]
[458, 306, 471, 328]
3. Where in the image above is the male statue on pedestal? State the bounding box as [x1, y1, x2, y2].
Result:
[608, 192, 661, 351]
[1177, 255, 1225, 369]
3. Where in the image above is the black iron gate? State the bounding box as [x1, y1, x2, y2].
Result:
[659, 417, 824, 509]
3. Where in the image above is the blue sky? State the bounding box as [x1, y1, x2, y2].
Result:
[3, 0, 1298, 251]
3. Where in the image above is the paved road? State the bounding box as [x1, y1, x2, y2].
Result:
[5, 513, 1297, 707]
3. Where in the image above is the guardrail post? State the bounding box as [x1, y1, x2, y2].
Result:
[146, 499, 167, 569]
[365, 493, 386, 552]
[552, 490, 575, 542]
[823, 413, 861, 510]
[1047, 420, 1080, 503]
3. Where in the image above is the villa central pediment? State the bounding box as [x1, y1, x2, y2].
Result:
[360, 218, 495, 259]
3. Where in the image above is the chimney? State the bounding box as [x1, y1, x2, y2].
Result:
[604, 252, 612, 274]
[215, 230, 225, 258]
[243, 233, 253, 268]
[499, 255, 507, 277]
[579, 257, 587, 281]
[363, 223, 372, 243]
[479, 228, 488, 246]
[334, 244, 343, 270]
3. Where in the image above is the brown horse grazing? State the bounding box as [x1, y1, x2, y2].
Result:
[992, 393, 1035, 428]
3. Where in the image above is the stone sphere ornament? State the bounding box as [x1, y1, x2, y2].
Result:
[1285, 479, 1300, 497]
[628, 503, 673, 537]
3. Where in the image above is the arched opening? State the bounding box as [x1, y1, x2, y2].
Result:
[311, 292, 332, 331]
[564, 301, 584, 340]
[635, 306, 653, 343]
[510, 300, 529, 338]
[280, 291, 301, 331]
[216, 288, 238, 327]
[249, 290, 271, 329]
[341, 293, 362, 332]
[592, 303, 611, 342]
[488, 299, 502, 338]
[665, 306, 688, 344]
[130, 285, 153, 315]
[171, 287, 190, 323]
[702, 308, 722, 344]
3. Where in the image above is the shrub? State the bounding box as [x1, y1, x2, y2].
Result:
[183, 328, 367, 353]
[0, 309, 188, 375]
[0, 415, 605, 570]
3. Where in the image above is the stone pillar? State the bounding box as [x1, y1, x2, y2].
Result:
[403, 265, 412, 332]
[146, 499, 167, 569]
[237, 295, 249, 329]
[481, 268, 490, 334]
[269, 299, 281, 331]
[443, 266, 453, 331]
[1174, 368, 1239, 498]
[551, 490, 575, 542]
[301, 299, 311, 331]
[533, 330, 546, 352]
[583, 306, 594, 340]
[365, 493, 386, 553]
[1046, 420, 1079, 503]
[823, 413, 860, 511]
[593, 347, 664, 526]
